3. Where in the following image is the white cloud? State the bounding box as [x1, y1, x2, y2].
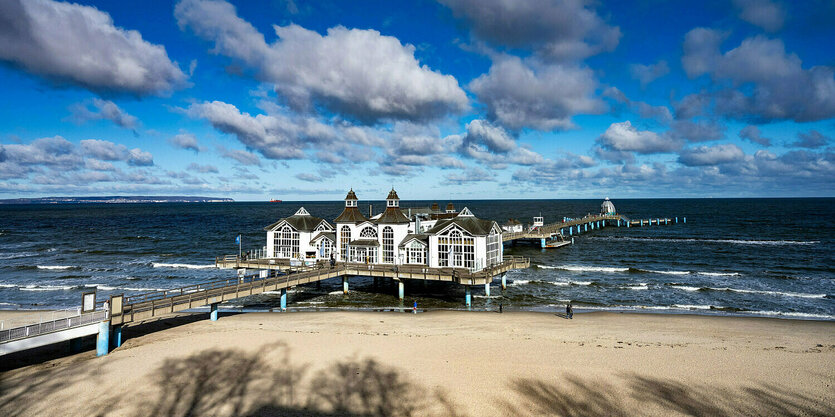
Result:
[69, 99, 139, 129]
[438, 0, 620, 61]
[175, 0, 467, 123]
[678, 144, 745, 166]
[0, 0, 186, 95]
[463, 119, 516, 153]
[597, 121, 681, 154]
[630, 60, 669, 87]
[469, 56, 604, 131]
[79, 139, 153, 166]
[682, 29, 835, 122]
[170, 133, 203, 152]
[733, 0, 785, 32]
[187, 163, 218, 173]
[739, 125, 772, 147]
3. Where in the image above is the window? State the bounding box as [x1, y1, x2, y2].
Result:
[437, 228, 474, 268]
[274, 225, 299, 258]
[349, 246, 377, 263]
[340, 226, 351, 261]
[316, 239, 333, 259]
[406, 241, 426, 264]
[382, 226, 394, 263]
[360, 227, 377, 239]
[487, 229, 501, 266]
[315, 222, 330, 232]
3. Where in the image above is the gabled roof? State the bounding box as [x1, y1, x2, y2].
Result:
[426, 216, 499, 236]
[349, 239, 379, 247]
[399, 234, 428, 248]
[334, 207, 369, 223]
[375, 207, 410, 224]
[310, 232, 336, 244]
[265, 207, 329, 232]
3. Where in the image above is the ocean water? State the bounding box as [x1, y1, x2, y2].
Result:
[0, 199, 832, 320]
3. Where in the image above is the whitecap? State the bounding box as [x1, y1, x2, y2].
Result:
[696, 272, 741, 277]
[670, 285, 701, 292]
[20, 285, 76, 291]
[152, 262, 215, 269]
[544, 265, 629, 273]
[624, 283, 649, 290]
[36, 265, 74, 270]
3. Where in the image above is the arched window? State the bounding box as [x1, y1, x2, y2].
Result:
[437, 228, 474, 268]
[274, 225, 299, 258]
[487, 228, 501, 266]
[406, 241, 426, 265]
[340, 225, 351, 261]
[316, 239, 333, 259]
[360, 227, 377, 239]
[382, 226, 394, 263]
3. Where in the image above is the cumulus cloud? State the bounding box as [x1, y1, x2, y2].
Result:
[667, 120, 725, 143]
[217, 145, 261, 166]
[443, 167, 496, 185]
[2, 136, 82, 170]
[175, 0, 467, 123]
[790, 130, 830, 149]
[79, 139, 154, 166]
[69, 99, 139, 129]
[188, 101, 337, 160]
[469, 56, 604, 130]
[682, 29, 835, 122]
[596, 121, 681, 154]
[170, 133, 203, 152]
[739, 125, 772, 146]
[0, 0, 186, 95]
[630, 60, 669, 87]
[603, 87, 672, 124]
[678, 144, 745, 166]
[438, 0, 620, 61]
[462, 119, 515, 153]
[733, 0, 785, 32]
[187, 163, 218, 173]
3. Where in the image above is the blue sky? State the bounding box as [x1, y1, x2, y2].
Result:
[1, 0, 833, 201]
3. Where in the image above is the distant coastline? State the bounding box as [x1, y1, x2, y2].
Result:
[0, 196, 234, 204]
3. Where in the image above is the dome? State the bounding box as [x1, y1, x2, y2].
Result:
[600, 197, 616, 215]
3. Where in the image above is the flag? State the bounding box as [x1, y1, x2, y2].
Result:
[235, 235, 241, 245]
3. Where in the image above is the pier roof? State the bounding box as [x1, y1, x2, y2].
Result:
[376, 207, 410, 224]
[349, 239, 380, 247]
[426, 216, 498, 236]
[309, 231, 335, 244]
[399, 234, 428, 247]
[265, 208, 329, 232]
[335, 207, 369, 223]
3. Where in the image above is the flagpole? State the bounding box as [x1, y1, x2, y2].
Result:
[238, 234, 242, 259]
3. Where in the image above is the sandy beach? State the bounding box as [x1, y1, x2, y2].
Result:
[1, 310, 833, 416]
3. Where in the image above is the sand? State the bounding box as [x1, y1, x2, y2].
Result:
[1, 311, 833, 416]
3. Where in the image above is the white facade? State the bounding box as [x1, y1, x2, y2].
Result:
[264, 191, 503, 272]
[265, 207, 334, 261]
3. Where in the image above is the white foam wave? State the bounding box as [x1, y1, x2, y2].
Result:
[152, 262, 215, 269]
[20, 285, 76, 291]
[328, 290, 344, 295]
[0, 252, 36, 260]
[672, 304, 714, 310]
[36, 265, 73, 270]
[608, 237, 819, 246]
[670, 285, 701, 292]
[747, 311, 835, 320]
[508, 279, 530, 286]
[0, 283, 18, 288]
[645, 269, 690, 275]
[544, 265, 629, 273]
[670, 285, 826, 299]
[697, 272, 741, 277]
[624, 283, 649, 290]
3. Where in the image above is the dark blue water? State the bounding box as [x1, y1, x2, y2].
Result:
[0, 199, 832, 320]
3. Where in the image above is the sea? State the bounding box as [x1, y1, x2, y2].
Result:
[0, 198, 833, 320]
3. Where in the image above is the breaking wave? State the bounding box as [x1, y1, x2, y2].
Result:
[152, 262, 216, 269]
[669, 284, 826, 299]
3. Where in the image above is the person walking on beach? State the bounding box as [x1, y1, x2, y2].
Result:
[567, 303, 574, 319]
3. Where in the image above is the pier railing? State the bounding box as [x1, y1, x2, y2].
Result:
[0, 310, 108, 343]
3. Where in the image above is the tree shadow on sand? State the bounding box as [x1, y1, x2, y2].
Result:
[103, 344, 460, 417]
[503, 373, 834, 417]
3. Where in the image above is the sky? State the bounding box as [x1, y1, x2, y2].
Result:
[0, 0, 834, 201]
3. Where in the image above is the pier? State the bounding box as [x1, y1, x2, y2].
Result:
[502, 214, 685, 248]
[0, 256, 528, 357]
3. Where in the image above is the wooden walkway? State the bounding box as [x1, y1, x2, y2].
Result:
[110, 256, 529, 326]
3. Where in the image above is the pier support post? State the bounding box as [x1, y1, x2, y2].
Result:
[280, 288, 287, 311]
[683, 217, 687, 223]
[675, 217, 678, 224]
[627, 221, 630, 228]
[569, 227, 573, 236]
[398, 281, 405, 300]
[540, 238, 546, 248]
[210, 302, 219, 321]
[343, 277, 349, 294]
[465, 286, 472, 309]
[666, 218, 669, 225]
[111, 324, 122, 349]
[640, 220, 644, 227]
[96, 321, 110, 357]
[485, 282, 491, 297]
[584, 224, 588, 232]
[501, 274, 507, 290]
